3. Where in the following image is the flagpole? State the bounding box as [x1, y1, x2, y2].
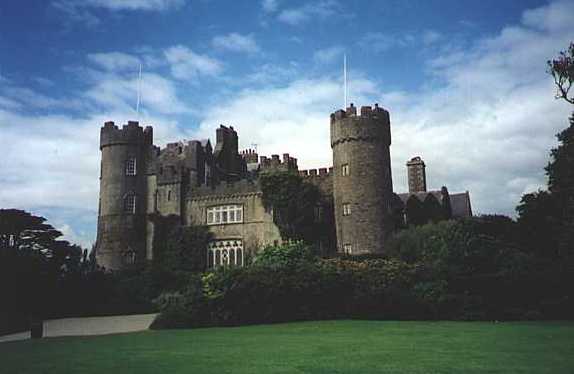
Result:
[136, 63, 142, 119]
[343, 54, 347, 109]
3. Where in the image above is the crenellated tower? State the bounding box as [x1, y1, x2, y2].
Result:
[330, 103, 394, 255]
[95, 120, 153, 270]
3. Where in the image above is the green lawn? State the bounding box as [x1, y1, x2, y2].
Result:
[1, 320, 573, 373]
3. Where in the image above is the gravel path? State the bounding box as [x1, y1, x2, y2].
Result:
[0, 313, 158, 343]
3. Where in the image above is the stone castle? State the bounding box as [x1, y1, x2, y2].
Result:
[95, 103, 472, 270]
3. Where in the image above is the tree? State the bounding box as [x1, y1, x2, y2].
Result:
[0, 209, 86, 333]
[0, 209, 62, 254]
[548, 42, 574, 104]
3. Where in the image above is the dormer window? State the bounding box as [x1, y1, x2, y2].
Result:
[126, 158, 136, 176]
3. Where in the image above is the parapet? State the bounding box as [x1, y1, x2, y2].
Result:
[259, 152, 298, 173]
[240, 149, 259, 164]
[299, 167, 334, 178]
[330, 103, 388, 124]
[330, 103, 391, 148]
[189, 178, 261, 201]
[100, 120, 153, 149]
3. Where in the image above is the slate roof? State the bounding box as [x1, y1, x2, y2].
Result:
[449, 191, 473, 218]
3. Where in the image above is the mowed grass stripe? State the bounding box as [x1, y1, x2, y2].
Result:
[1, 320, 573, 374]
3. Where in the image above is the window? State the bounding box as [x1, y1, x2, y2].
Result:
[167, 190, 172, 201]
[344, 243, 352, 254]
[207, 240, 243, 268]
[124, 249, 136, 265]
[125, 158, 136, 176]
[342, 163, 349, 176]
[314, 206, 324, 223]
[343, 203, 351, 216]
[124, 193, 136, 214]
[207, 205, 243, 225]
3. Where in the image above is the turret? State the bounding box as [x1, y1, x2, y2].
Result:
[330, 103, 394, 254]
[95, 121, 151, 270]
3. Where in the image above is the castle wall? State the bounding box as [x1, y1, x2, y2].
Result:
[330, 104, 394, 255]
[186, 181, 282, 256]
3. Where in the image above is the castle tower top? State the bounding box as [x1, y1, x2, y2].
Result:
[330, 103, 390, 149]
[100, 120, 153, 150]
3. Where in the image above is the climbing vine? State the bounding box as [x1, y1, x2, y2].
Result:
[259, 171, 322, 243]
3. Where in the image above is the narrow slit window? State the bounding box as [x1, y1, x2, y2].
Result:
[126, 158, 137, 176]
[342, 163, 349, 176]
[343, 203, 351, 216]
[124, 194, 136, 214]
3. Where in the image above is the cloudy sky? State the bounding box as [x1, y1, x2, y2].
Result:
[1, 0, 573, 248]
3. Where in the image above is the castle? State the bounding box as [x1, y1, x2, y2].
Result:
[95, 103, 471, 270]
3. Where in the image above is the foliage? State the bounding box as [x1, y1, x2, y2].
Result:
[0, 209, 90, 333]
[548, 42, 574, 104]
[259, 171, 322, 243]
[252, 241, 316, 268]
[151, 214, 213, 274]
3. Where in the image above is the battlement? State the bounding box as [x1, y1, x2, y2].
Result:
[259, 153, 298, 172]
[329, 103, 388, 124]
[100, 120, 153, 149]
[240, 148, 259, 164]
[298, 167, 334, 177]
[330, 103, 391, 148]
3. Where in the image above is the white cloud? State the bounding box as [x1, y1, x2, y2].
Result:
[88, 52, 142, 72]
[54, 0, 185, 12]
[212, 33, 260, 54]
[52, 0, 185, 26]
[164, 45, 223, 81]
[278, 0, 340, 25]
[422, 30, 442, 45]
[262, 0, 280, 13]
[85, 72, 188, 114]
[359, 32, 415, 53]
[313, 46, 345, 64]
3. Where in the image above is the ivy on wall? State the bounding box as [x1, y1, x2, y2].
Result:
[259, 171, 322, 243]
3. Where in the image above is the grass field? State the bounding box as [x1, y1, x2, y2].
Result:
[1, 320, 573, 373]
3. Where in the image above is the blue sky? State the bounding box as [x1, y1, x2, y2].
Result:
[1, 0, 573, 248]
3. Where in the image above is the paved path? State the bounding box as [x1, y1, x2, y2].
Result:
[0, 313, 158, 343]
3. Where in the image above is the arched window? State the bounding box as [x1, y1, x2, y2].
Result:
[207, 240, 244, 268]
[124, 193, 136, 214]
[125, 158, 137, 176]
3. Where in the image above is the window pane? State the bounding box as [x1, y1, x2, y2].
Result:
[215, 212, 220, 223]
[207, 212, 213, 224]
[229, 210, 235, 222]
[222, 211, 228, 222]
[237, 208, 243, 222]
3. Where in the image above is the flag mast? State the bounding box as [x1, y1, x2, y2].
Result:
[343, 53, 348, 109]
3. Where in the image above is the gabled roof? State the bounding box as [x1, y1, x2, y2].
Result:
[449, 191, 473, 218]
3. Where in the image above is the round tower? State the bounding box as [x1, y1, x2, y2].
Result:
[95, 120, 153, 270]
[330, 103, 394, 255]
